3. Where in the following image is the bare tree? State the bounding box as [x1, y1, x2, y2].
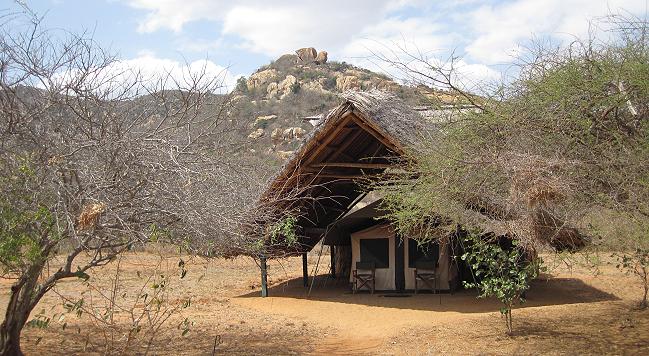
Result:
[0, 6, 267, 353]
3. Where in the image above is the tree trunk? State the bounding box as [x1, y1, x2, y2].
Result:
[1, 264, 46, 356]
[0, 302, 25, 356]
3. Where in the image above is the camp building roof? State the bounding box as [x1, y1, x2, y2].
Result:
[255, 90, 435, 253]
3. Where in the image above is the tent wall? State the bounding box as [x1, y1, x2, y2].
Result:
[349, 225, 396, 290]
[403, 237, 457, 291]
[349, 224, 458, 291]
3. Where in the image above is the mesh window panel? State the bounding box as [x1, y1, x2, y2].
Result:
[360, 238, 389, 268]
[408, 240, 439, 268]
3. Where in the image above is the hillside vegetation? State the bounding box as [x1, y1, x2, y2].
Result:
[229, 47, 460, 163]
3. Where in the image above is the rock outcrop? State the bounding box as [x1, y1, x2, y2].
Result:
[315, 51, 328, 64]
[247, 128, 264, 139]
[266, 82, 278, 98]
[271, 127, 283, 143]
[376, 79, 399, 92]
[276, 150, 295, 160]
[277, 75, 297, 99]
[232, 49, 434, 166]
[302, 80, 326, 93]
[336, 75, 360, 92]
[254, 114, 277, 128]
[295, 47, 318, 63]
[283, 127, 306, 140]
[270, 126, 306, 143]
[246, 69, 278, 91]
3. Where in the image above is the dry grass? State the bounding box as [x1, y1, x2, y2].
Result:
[1, 251, 648, 355]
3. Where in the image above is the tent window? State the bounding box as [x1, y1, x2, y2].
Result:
[360, 238, 389, 268]
[408, 239, 439, 268]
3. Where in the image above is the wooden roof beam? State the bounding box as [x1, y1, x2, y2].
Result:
[349, 115, 402, 154]
[303, 113, 354, 166]
[322, 124, 366, 163]
[310, 162, 392, 169]
[308, 173, 382, 180]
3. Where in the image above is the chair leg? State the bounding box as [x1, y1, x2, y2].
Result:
[415, 278, 418, 294]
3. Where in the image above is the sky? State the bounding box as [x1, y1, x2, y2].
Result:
[8, 0, 649, 91]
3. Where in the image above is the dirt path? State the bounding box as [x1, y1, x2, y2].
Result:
[1, 252, 648, 355]
[231, 267, 644, 355]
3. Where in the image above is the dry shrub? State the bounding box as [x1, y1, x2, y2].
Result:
[77, 203, 106, 231]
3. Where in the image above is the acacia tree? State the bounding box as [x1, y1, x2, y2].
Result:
[374, 13, 649, 322]
[0, 7, 267, 354]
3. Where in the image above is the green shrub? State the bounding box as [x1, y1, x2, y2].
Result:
[462, 233, 542, 334]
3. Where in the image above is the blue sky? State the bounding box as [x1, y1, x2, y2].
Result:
[10, 0, 649, 90]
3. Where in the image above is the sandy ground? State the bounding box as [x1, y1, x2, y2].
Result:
[1, 250, 648, 355]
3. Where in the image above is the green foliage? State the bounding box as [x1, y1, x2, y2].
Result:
[0, 158, 55, 272]
[379, 15, 649, 257]
[324, 61, 349, 73]
[290, 81, 301, 94]
[270, 215, 299, 246]
[148, 224, 172, 244]
[461, 233, 542, 333]
[296, 70, 320, 82]
[322, 76, 337, 91]
[235, 76, 248, 94]
[25, 313, 51, 329]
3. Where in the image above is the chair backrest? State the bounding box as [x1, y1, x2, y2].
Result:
[415, 260, 437, 272]
[356, 261, 375, 272]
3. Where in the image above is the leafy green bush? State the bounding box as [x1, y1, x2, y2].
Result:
[290, 81, 301, 94]
[270, 215, 299, 247]
[461, 233, 542, 334]
[234, 76, 248, 94]
[297, 70, 320, 82]
[322, 76, 337, 90]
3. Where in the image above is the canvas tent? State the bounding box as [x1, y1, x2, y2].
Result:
[322, 197, 459, 292]
[248, 90, 588, 295]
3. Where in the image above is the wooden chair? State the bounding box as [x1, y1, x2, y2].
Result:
[414, 260, 437, 294]
[353, 261, 376, 294]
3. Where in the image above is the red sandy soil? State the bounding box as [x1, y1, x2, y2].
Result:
[1, 250, 648, 355]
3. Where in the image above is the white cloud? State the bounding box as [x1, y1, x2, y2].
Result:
[126, 0, 399, 55]
[50, 53, 238, 96]
[123, 0, 648, 86]
[342, 17, 452, 58]
[126, 0, 224, 33]
[464, 0, 647, 64]
[338, 17, 452, 79]
[222, 6, 323, 55]
[453, 60, 501, 89]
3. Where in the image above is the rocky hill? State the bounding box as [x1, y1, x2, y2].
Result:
[230, 47, 462, 165]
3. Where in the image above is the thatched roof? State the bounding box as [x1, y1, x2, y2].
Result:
[252, 90, 433, 254]
[266, 90, 435, 187]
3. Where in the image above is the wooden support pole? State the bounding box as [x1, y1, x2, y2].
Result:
[302, 253, 308, 287]
[260, 255, 268, 297]
[330, 245, 336, 278]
